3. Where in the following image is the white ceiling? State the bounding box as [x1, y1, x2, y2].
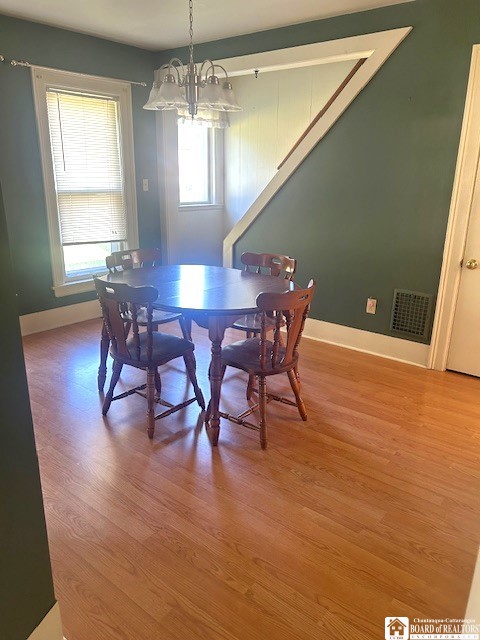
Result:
[0, 0, 414, 51]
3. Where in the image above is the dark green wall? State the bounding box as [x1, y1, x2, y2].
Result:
[0, 15, 159, 315]
[158, 0, 480, 342]
[2, 1, 479, 338]
[0, 183, 56, 639]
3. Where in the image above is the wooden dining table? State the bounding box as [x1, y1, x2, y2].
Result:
[99, 264, 295, 445]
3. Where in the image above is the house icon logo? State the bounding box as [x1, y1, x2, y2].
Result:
[385, 617, 409, 640]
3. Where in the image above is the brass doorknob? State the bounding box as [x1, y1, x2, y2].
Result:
[465, 259, 478, 270]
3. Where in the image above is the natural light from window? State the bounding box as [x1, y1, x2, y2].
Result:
[178, 121, 210, 204]
[63, 242, 121, 278]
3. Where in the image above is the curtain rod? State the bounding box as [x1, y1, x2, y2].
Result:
[0, 54, 147, 87]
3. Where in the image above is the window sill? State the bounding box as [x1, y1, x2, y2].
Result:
[178, 204, 224, 213]
[53, 278, 97, 298]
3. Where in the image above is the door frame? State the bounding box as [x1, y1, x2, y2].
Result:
[156, 109, 225, 265]
[429, 45, 480, 370]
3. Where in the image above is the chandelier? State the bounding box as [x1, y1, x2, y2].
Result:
[143, 0, 241, 127]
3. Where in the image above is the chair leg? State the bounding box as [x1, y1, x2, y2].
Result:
[205, 399, 211, 424]
[246, 330, 252, 339]
[98, 322, 109, 392]
[154, 368, 162, 396]
[287, 369, 307, 421]
[246, 374, 255, 400]
[258, 376, 268, 450]
[146, 368, 156, 439]
[102, 361, 122, 415]
[294, 365, 300, 390]
[184, 352, 205, 410]
[179, 315, 192, 341]
[179, 316, 196, 370]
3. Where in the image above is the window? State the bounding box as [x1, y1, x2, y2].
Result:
[177, 120, 222, 206]
[33, 69, 138, 296]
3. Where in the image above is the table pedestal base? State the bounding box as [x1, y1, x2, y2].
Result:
[194, 314, 239, 446]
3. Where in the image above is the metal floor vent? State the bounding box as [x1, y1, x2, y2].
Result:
[390, 289, 432, 341]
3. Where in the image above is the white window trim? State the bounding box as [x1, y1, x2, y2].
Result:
[32, 67, 139, 297]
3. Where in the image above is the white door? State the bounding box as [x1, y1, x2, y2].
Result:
[447, 155, 480, 376]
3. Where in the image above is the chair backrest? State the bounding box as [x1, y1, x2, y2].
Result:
[256, 280, 315, 371]
[106, 248, 162, 273]
[240, 252, 296, 280]
[94, 277, 158, 362]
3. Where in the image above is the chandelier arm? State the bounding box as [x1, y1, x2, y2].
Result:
[157, 63, 170, 78]
[212, 64, 230, 81]
[166, 58, 188, 84]
[199, 59, 216, 80]
[200, 61, 230, 83]
[168, 57, 187, 70]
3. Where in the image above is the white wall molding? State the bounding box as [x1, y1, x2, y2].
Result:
[216, 43, 373, 77]
[20, 300, 101, 336]
[429, 45, 480, 371]
[304, 317, 429, 368]
[27, 602, 64, 640]
[18, 297, 429, 367]
[222, 26, 412, 268]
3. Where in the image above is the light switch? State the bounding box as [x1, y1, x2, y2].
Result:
[142, 179, 149, 192]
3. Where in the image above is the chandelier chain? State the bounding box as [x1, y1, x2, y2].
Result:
[188, 0, 194, 67]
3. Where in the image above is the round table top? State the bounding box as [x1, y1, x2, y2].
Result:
[102, 264, 295, 315]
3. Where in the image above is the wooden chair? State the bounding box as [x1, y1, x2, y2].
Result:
[239, 251, 297, 278]
[230, 252, 297, 396]
[97, 248, 192, 392]
[106, 248, 191, 332]
[94, 278, 205, 439]
[106, 247, 162, 272]
[231, 252, 297, 338]
[210, 280, 315, 449]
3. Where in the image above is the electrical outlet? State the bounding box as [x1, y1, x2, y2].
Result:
[142, 178, 149, 192]
[366, 297, 377, 314]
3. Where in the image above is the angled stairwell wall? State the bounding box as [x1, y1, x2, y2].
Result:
[211, 0, 480, 352]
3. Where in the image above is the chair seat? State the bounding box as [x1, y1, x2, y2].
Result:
[231, 313, 279, 333]
[111, 332, 193, 368]
[221, 337, 297, 376]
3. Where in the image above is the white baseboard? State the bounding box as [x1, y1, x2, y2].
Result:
[20, 300, 101, 336]
[303, 318, 430, 368]
[19, 302, 429, 367]
[27, 602, 63, 640]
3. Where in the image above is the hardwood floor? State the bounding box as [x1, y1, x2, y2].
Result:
[23, 319, 480, 640]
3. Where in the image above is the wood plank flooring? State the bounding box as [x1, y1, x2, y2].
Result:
[23, 319, 480, 640]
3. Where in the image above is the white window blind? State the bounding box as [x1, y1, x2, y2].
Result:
[46, 89, 128, 245]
